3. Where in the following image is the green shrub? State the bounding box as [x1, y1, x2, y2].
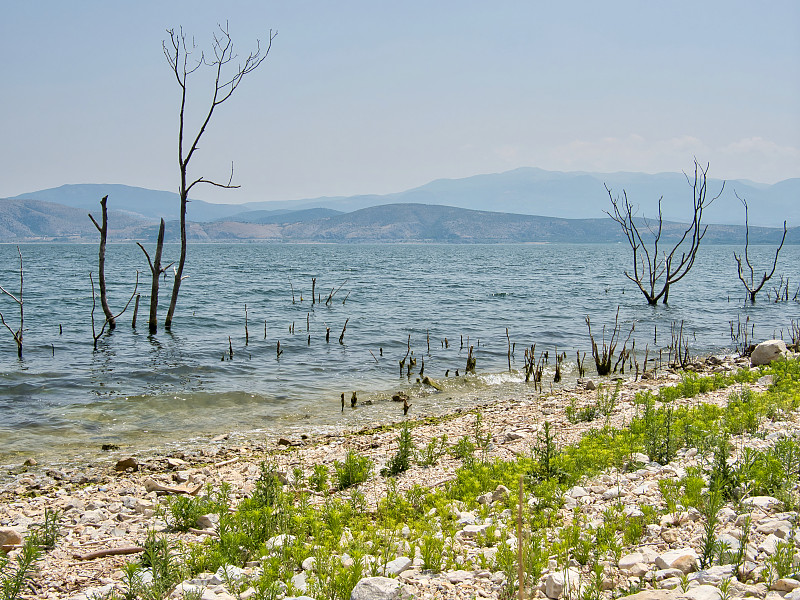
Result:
[451, 435, 476, 465]
[382, 423, 415, 477]
[309, 464, 329, 492]
[0, 535, 40, 600]
[334, 451, 373, 490]
[418, 434, 448, 467]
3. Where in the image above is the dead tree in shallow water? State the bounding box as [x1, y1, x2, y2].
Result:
[465, 346, 476, 374]
[606, 159, 724, 305]
[326, 279, 348, 305]
[91, 271, 139, 349]
[88, 195, 116, 330]
[734, 193, 788, 304]
[163, 24, 276, 331]
[137, 219, 170, 334]
[0, 246, 24, 358]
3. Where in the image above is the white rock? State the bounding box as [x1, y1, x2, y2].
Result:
[460, 524, 490, 538]
[568, 486, 589, 498]
[0, 528, 22, 546]
[785, 587, 800, 600]
[384, 556, 412, 576]
[654, 568, 683, 581]
[772, 579, 800, 593]
[447, 570, 474, 584]
[350, 576, 412, 600]
[291, 571, 308, 593]
[660, 577, 682, 590]
[654, 548, 698, 574]
[477, 492, 493, 505]
[457, 511, 477, 525]
[692, 565, 734, 585]
[760, 533, 782, 555]
[264, 533, 296, 550]
[757, 519, 793, 536]
[545, 568, 582, 599]
[681, 584, 722, 600]
[214, 564, 247, 586]
[625, 506, 644, 518]
[742, 496, 783, 512]
[716, 507, 736, 522]
[493, 485, 510, 502]
[751, 340, 789, 366]
[302, 556, 316, 571]
[619, 553, 647, 571]
[716, 533, 740, 553]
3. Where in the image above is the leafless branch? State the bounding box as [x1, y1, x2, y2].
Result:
[733, 191, 788, 303]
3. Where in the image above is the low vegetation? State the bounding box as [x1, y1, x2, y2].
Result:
[6, 358, 800, 600]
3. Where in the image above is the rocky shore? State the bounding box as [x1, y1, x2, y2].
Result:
[1, 345, 799, 600]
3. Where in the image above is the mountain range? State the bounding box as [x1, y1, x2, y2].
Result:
[1, 167, 797, 243]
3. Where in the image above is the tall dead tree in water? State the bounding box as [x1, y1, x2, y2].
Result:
[606, 159, 724, 305]
[137, 219, 170, 334]
[88, 195, 116, 330]
[163, 23, 275, 331]
[0, 247, 24, 358]
[733, 193, 787, 304]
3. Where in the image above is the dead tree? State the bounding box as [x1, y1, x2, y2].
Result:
[163, 24, 275, 331]
[733, 193, 787, 304]
[88, 195, 116, 329]
[91, 271, 139, 349]
[0, 246, 24, 358]
[606, 159, 724, 305]
[137, 219, 171, 334]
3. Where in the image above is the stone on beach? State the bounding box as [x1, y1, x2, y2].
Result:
[350, 576, 414, 600]
[750, 339, 790, 366]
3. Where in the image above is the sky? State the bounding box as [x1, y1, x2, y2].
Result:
[1, 1, 798, 205]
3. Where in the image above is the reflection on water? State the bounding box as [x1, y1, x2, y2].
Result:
[0, 242, 798, 466]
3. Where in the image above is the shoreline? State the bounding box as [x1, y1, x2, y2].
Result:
[2, 350, 797, 599]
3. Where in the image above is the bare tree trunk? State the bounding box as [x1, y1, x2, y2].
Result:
[137, 219, 166, 335]
[606, 159, 724, 305]
[0, 246, 24, 358]
[165, 196, 186, 330]
[161, 25, 275, 331]
[89, 195, 115, 329]
[734, 193, 787, 304]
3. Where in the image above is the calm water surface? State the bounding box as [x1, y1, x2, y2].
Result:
[1, 243, 798, 467]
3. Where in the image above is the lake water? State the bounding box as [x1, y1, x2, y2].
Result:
[1, 242, 798, 467]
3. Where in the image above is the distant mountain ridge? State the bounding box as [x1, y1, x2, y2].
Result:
[7, 167, 798, 227]
[0, 198, 795, 245]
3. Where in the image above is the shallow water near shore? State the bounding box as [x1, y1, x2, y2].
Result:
[1, 242, 798, 468]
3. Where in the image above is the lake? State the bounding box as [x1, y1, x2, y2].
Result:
[1, 242, 798, 467]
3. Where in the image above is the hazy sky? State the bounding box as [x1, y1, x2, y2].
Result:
[2, 1, 798, 204]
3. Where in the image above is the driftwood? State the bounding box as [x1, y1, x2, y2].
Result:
[143, 478, 202, 496]
[76, 546, 145, 561]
